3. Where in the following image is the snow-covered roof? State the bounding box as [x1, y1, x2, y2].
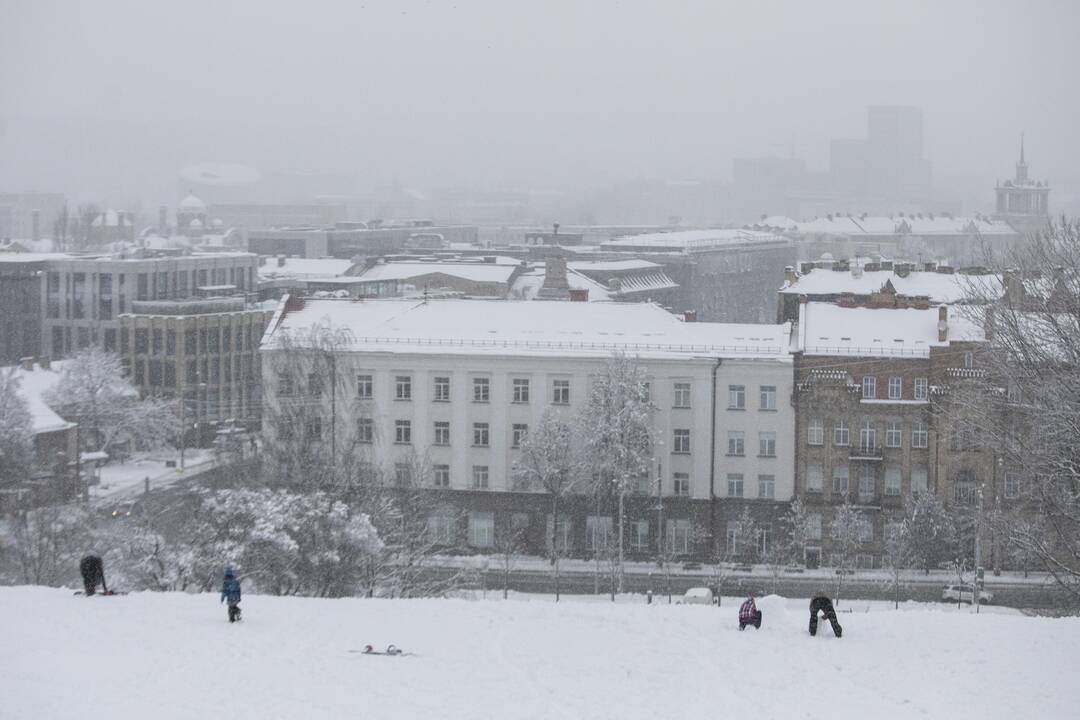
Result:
[258, 258, 357, 280]
[510, 266, 613, 301]
[567, 259, 663, 272]
[357, 261, 519, 284]
[771, 215, 1017, 237]
[265, 298, 792, 360]
[798, 302, 984, 357]
[781, 269, 1004, 302]
[8, 362, 75, 435]
[601, 229, 788, 251]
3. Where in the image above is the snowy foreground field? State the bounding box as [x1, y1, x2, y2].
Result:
[2, 587, 1078, 720]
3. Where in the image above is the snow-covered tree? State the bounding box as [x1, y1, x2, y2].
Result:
[829, 502, 870, 604]
[901, 490, 956, 574]
[882, 521, 911, 609]
[46, 347, 177, 455]
[782, 498, 812, 567]
[726, 506, 759, 565]
[513, 407, 579, 601]
[2, 505, 89, 586]
[576, 353, 656, 592]
[956, 218, 1080, 605]
[0, 368, 34, 488]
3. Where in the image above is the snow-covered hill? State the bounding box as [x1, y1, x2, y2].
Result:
[2, 587, 1077, 719]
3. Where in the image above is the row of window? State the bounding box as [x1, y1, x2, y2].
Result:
[804, 463, 927, 500]
[724, 474, 777, 499]
[726, 385, 778, 410]
[724, 431, 778, 458]
[806, 418, 930, 450]
[856, 375, 930, 401]
[123, 325, 259, 358]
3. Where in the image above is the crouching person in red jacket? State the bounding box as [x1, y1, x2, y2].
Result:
[739, 594, 762, 630]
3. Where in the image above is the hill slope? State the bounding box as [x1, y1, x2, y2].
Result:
[1, 587, 1077, 719]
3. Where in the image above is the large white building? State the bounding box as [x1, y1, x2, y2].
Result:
[260, 297, 794, 558]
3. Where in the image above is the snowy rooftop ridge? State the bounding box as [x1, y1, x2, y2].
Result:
[797, 301, 984, 357]
[7, 361, 75, 435]
[263, 297, 793, 360]
[600, 228, 788, 251]
[780, 268, 1004, 302]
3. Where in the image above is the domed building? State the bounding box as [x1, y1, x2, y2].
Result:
[177, 193, 208, 232]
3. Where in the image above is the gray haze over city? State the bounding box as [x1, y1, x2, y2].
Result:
[2, 0, 1078, 220]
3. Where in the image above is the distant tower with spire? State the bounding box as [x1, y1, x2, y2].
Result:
[994, 134, 1050, 228]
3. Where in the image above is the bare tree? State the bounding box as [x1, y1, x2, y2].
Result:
[0, 369, 34, 490]
[513, 407, 579, 602]
[882, 521, 910, 609]
[829, 502, 870, 605]
[901, 490, 956, 575]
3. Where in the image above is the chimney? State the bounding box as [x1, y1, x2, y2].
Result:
[20, 356, 34, 371]
[683, 310, 697, 322]
[784, 265, 797, 285]
[483, 256, 496, 264]
[937, 305, 948, 342]
[1003, 269, 1021, 305]
[537, 252, 570, 299]
[159, 205, 168, 232]
[553, 222, 560, 236]
[277, 255, 286, 267]
[39, 357, 51, 370]
[31, 209, 40, 243]
[983, 306, 995, 341]
[569, 288, 589, 302]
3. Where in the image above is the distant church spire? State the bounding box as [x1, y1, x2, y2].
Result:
[1020, 132, 1025, 165]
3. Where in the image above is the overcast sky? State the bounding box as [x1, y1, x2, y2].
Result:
[1, 0, 1077, 211]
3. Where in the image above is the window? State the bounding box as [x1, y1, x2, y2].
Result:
[963, 351, 974, 368]
[586, 516, 613, 552]
[207, 328, 219, 353]
[912, 420, 929, 448]
[759, 385, 776, 410]
[395, 375, 411, 400]
[673, 472, 690, 496]
[806, 463, 824, 492]
[858, 465, 875, 502]
[467, 511, 494, 548]
[135, 329, 149, 354]
[758, 432, 776, 457]
[950, 422, 976, 452]
[434, 421, 450, 446]
[1006, 383, 1021, 405]
[727, 473, 744, 497]
[758, 474, 775, 499]
[152, 329, 163, 355]
[631, 520, 649, 550]
[667, 519, 691, 555]
[673, 429, 691, 454]
[834, 420, 849, 446]
[472, 377, 489, 402]
[857, 520, 874, 543]
[166, 329, 176, 356]
[673, 382, 691, 408]
[728, 384, 745, 409]
[1004, 471, 1020, 499]
[428, 513, 455, 544]
[433, 465, 450, 488]
[357, 418, 373, 444]
[727, 431, 744, 456]
[808, 418, 824, 445]
[472, 466, 489, 490]
[222, 328, 231, 353]
[859, 418, 876, 452]
[278, 373, 294, 397]
[473, 423, 490, 447]
[885, 420, 902, 448]
[914, 377, 928, 401]
[395, 420, 412, 444]
[726, 522, 741, 554]
[807, 513, 823, 540]
[305, 418, 322, 442]
[546, 514, 571, 553]
[884, 466, 901, 496]
[434, 376, 451, 402]
[307, 372, 322, 396]
[552, 379, 570, 404]
[185, 329, 196, 355]
[512, 423, 528, 448]
[832, 466, 849, 495]
[862, 376, 876, 399]
[512, 378, 530, 403]
[888, 376, 902, 400]
[757, 525, 771, 555]
[357, 374, 373, 399]
[394, 463, 412, 486]
[911, 467, 928, 493]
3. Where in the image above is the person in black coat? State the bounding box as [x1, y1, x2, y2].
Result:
[809, 594, 842, 637]
[79, 555, 108, 596]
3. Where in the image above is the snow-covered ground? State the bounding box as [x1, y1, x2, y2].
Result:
[89, 449, 215, 503]
[2, 587, 1077, 719]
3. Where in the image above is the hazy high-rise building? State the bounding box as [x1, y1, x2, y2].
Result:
[829, 106, 932, 203]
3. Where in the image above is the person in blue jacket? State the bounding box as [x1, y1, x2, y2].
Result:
[221, 567, 242, 622]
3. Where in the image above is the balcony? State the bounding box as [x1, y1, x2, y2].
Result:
[849, 445, 883, 461]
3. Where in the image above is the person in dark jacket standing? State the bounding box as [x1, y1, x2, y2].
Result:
[738, 594, 762, 630]
[220, 567, 242, 622]
[79, 555, 108, 596]
[809, 594, 842, 637]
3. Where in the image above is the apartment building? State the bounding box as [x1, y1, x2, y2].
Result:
[261, 297, 794, 559]
[792, 298, 991, 569]
[117, 299, 274, 441]
[42, 251, 259, 358]
[0, 254, 51, 364]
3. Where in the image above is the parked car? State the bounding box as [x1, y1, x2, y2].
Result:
[941, 584, 994, 605]
[682, 587, 714, 605]
[681, 561, 703, 571]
